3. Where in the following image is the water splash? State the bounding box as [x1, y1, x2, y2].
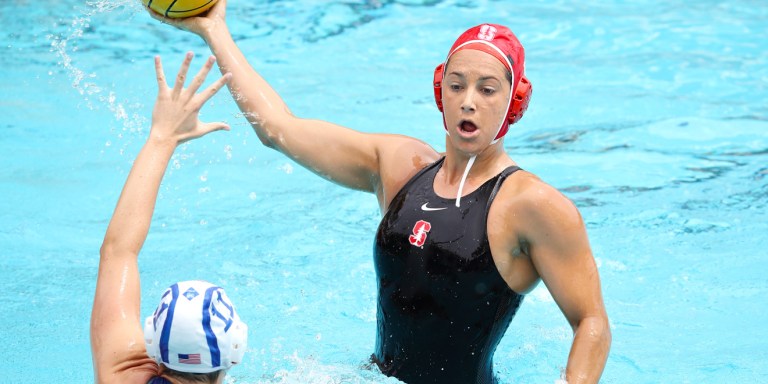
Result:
[48, 0, 147, 135]
[249, 352, 403, 384]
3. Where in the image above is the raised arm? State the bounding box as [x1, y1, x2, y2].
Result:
[521, 183, 611, 384]
[146, 0, 438, 201]
[90, 54, 231, 383]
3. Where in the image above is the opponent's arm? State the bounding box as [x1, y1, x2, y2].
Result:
[522, 184, 611, 384]
[147, 0, 426, 194]
[91, 54, 230, 383]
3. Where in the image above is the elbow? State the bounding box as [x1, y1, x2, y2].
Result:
[578, 315, 612, 350]
[252, 121, 277, 148]
[99, 238, 115, 259]
[249, 109, 295, 151]
[99, 237, 137, 261]
[597, 321, 612, 350]
[242, 108, 277, 149]
[99, 240, 122, 263]
[254, 121, 291, 152]
[258, 132, 279, 150]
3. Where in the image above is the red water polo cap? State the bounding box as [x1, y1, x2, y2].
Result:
[434, 24, 532, 142]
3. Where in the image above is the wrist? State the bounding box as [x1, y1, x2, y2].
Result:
[145, 132, 178, 153]
[201, 19, 230, 45]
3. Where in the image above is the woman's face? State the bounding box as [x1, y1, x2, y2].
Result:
[441, 49, 511, 156]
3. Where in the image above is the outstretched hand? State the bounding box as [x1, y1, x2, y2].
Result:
[151, 52, 232, 145]
[145, 0, 227, 37]
[92, 50, 232, 384]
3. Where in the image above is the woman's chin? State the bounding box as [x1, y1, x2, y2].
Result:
[447, 141, 483, 158]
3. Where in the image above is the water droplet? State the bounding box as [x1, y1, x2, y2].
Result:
[280, 163, 294, 174]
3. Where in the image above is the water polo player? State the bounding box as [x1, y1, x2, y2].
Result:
[148, 2, 611, 382]
[90, 53, 247, 384]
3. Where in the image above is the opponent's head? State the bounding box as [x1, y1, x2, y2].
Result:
[433, 24, 532, 143]
[144, 280, 248, 376]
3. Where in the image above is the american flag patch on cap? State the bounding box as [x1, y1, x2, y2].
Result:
[178, 353, 201, 364]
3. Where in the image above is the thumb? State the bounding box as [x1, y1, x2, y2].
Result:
[178, 121, 230, 144]
[200, 121, 231, 135]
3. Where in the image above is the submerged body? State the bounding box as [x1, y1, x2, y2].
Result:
[374, 158, 523, 383]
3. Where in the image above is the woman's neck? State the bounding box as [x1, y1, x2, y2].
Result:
[441, 142, 513, 186]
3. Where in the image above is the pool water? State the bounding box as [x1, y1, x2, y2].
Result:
[1, 1, 767, 383]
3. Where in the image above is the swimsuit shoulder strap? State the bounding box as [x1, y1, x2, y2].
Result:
[384, 157, 445, 211]
[485, 165, 522, 214]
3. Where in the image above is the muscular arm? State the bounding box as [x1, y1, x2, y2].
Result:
[203, 22, 384, 191]
[91, 54, 230, 383]
[521, 183, 611, 384]
[147, 0, 437, 203]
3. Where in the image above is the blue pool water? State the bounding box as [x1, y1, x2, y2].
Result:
[1, 1, 767, 383]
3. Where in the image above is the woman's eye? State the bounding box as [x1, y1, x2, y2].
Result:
[481, 87, 496, 95]
[449, 84, 462, 92]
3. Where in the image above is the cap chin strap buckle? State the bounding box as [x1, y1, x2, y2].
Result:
[226, 320, 248, 365]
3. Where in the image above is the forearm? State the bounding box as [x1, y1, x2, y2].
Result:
[101, 137, 176, 256]
[564, 315, 611, 384]
[197, 25, 384, 191]
[201, 25, 291, 148]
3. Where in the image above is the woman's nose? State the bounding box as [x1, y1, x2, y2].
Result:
[461, 89, 476, 113]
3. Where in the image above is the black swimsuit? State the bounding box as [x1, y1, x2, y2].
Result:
[372, 157, 524, 384]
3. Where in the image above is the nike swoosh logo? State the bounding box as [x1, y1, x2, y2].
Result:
[421, 203, 447, 212]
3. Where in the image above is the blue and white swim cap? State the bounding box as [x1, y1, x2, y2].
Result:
[143, 280, 248, 373]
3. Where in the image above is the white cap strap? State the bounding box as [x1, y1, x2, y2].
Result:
[455, 155, 477, 207]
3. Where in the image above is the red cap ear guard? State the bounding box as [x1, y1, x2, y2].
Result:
[433, 63, 532, 125]
[508, 75, 531, 124]
[433, 63, 446, 112]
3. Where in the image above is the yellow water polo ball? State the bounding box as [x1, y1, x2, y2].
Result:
[143, 0, 219, 19]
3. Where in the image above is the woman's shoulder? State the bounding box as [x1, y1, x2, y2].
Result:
[373, 134, 440, 209]
[498, 169, 581, 224]
[94, 358, 158, 384]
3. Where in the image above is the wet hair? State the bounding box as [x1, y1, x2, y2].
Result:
[164, 367, 223, 383]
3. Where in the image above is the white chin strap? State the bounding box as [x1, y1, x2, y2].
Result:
[455, 154, 477, 207]
[453, 101, 506, 207]
[446, 47, 514, 207]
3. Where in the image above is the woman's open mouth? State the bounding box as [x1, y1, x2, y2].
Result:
[458, 120, 479, 135]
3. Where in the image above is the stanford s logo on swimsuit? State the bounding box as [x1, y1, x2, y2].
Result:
[408, 220, 432, 247]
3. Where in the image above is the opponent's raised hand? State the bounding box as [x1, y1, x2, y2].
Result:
[150, 52, 231, 145]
